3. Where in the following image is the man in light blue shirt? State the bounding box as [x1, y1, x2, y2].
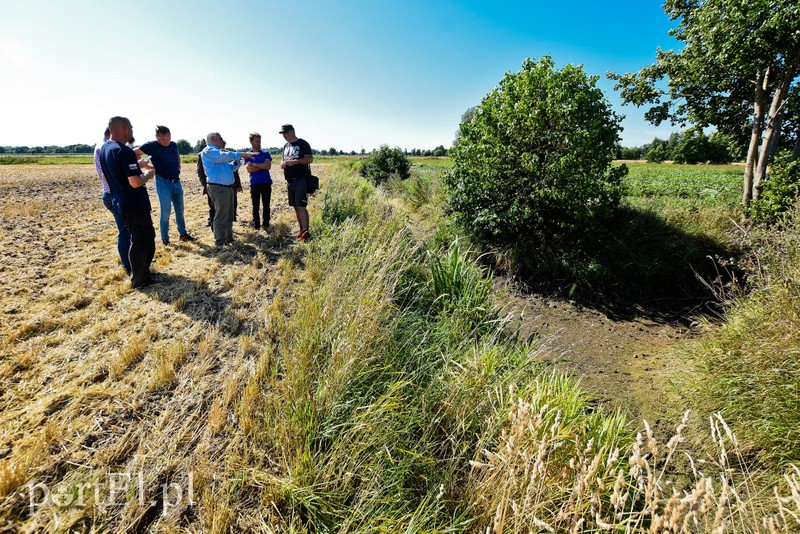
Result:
[200, 132, 256, 248]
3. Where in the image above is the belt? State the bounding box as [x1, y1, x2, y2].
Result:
[207, 182, 234, 188]
[157, 176, 181, 183]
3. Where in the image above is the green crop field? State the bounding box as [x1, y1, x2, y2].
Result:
[621, 162, 743, 208]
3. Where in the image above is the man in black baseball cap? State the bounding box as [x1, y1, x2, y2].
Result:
[279, 124, 314, 241]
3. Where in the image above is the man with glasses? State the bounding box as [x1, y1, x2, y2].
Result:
[199, 133, 256, 248]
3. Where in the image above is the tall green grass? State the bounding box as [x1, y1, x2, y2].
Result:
[233, 165, 644, 530]
[692, 206, 800, 467]
[222, 164, 800, 531]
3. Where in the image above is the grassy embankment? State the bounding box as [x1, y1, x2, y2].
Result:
[623, 162, 800, 470]
[1, 159, 799, 531]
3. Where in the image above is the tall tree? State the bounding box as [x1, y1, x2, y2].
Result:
[609, 0, 800, 205]
[176, 139, 192, 155]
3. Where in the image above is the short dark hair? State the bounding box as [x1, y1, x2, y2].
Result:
[249, 132, 261, 141]
[155, 125, 170, 136]
[104, 127, 111, 138]
[108, 116, 129, 129]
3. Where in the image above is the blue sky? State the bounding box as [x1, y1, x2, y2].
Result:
[0, 0, 680, 151]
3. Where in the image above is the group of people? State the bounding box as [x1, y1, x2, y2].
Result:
[94, 116, 314, 288]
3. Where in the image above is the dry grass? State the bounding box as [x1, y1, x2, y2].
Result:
[2, 163, 798, 532]
[0, 163, 328, 531]
[466, 390, 800, 533]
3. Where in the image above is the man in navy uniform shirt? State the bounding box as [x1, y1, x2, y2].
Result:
[99, 116, 157, 288]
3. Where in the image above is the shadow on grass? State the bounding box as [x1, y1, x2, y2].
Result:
[505, 206, 743, 324]
[190, 226, 299, 266]
[137, 272, 237, 329]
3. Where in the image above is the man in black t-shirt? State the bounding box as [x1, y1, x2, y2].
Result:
[99, 116, 157, 288]
[279, 124, 314, 241]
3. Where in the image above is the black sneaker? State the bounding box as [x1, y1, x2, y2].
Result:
[162, 239, 170, 246]
[179, 233, 196, 242]
[132, 274, 161, 289]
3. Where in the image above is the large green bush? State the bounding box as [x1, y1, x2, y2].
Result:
[749, 150, 800, 224]
[359, 145, 410, 185]
[445, 56, 626, 249]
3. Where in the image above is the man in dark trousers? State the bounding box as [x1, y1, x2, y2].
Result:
[99, 116, 157, 288]
[245, 132, 273, 230]
[93, 127, 131, 274]
[279, 124, 313, 241]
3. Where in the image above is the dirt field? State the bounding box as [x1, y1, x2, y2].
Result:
[0, 163, 690, 531]
[0, 163, 316, 531]
[505, 292, 692, 423]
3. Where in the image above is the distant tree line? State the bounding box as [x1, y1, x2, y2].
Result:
[0, 144, 96, 154]
[4, 138, 196, 156]
[3, 140, 451, 158]
[308, 146, 449, 157]
[615, 128, 740, 164]
[191, 139, 449, 157]
[404, 146, 448, 157]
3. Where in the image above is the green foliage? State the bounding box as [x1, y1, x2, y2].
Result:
[672, 129, 708, 164]
[707, 131, 739, 163]
[645, 140, 670, 163]
[175, 138, 192, 155]
[623, 162, 743, 208]
[617, 145, 645, 160]
[610, 0, 800, 130]
[672, 129, 737, 164]
[505, 162, 741, 301]
[609, 0, 800, 180]
[426, 239, 494, 330]
[251, 168, 637, 529]
[694, 207, 800, 466]
[749, 151, 800, 224]
[359, 145, 411, 185]
[446, 56, 626, 249]
[320, 170, 376, 225]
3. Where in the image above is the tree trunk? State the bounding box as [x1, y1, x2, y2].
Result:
[754, 72, 792, 201]
[743, 68, 769, 206]
[794, 134, 800, 158]
[767, 108, 784, 157]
